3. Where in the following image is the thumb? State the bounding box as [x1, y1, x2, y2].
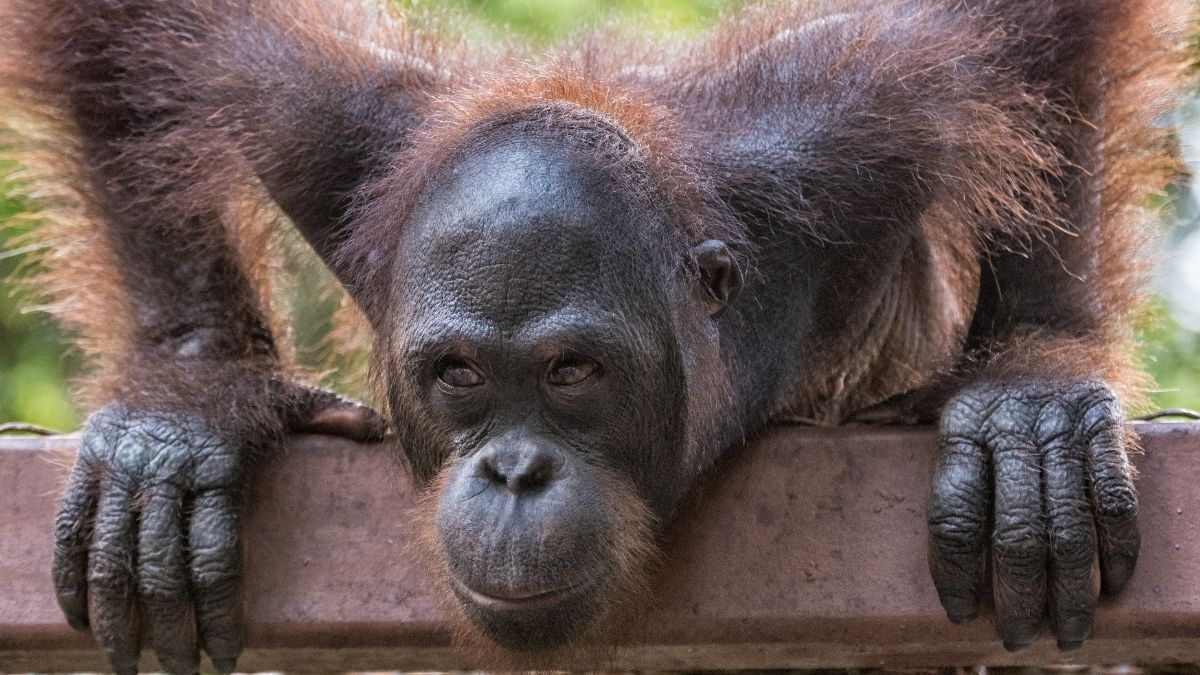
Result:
[276, 380, 391, 442]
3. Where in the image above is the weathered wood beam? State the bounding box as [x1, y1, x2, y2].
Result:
[2, 424, 1198, 671]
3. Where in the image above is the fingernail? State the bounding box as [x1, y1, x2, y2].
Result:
[1056, 616, 1093, 647]
[947, 609, 977, 625]
[213, 657, 238, 674]
[1000, 617, 1040, 651]
[942, 597, 978, 623]
[1101, 559, 1135, 595]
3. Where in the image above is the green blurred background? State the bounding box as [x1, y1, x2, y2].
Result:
[1, 0, 1198, 431]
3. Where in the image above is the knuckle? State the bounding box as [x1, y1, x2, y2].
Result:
[190, 558, 240, 595]
[939, 392, 994, 437]
[138, 568, 188, 601]
[944, 379, 1123, 445]
[83, 404, 128, 435]
[1091, 448, 1134, 477]
[81, 407, 137, 453]
[54, 510, 87, 543]
[1033, 400, 1074, 444]
[77, 404, 250, 488]
[929, 519, 984, 558]
[993, 527, 1046, 568]
[943, 384, 1038, 442]
[87, 558, 129, 591]
[1049, 526, 1095, 565]
[1075, 380, 1117, 406]
[930, 472, 987, 512]
[193, 451, 244, 489]
[928, 494, 987, 547]
[52, 539, 85, 568]
[1079, 398, 1121, 438]
[198, 603, 239, 629]
[1096, 486, 1139, 521]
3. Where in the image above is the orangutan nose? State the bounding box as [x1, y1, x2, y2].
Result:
[473, 437, 563, 495]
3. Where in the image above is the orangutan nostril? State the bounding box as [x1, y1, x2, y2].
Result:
[478, 442, 559, 495]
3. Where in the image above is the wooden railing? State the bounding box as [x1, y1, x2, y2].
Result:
[2, 424, 1199, 672]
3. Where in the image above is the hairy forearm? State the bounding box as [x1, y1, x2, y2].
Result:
[5, 0, 443, 352]
[90, 196, 275, 364]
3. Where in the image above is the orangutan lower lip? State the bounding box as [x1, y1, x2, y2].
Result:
[451, 575, 596, 612]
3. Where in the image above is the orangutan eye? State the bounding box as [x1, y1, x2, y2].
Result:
[439, 360, 484, 388]
[547, 358, 597, 387]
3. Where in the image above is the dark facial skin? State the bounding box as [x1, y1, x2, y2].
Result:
[381, 132, 734, 648]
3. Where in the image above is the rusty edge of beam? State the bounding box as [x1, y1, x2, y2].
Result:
[2, 423, 1199, 672]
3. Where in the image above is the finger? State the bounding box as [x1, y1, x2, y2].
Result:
[991, 435, 1047, 651]
[1043, 431, 1096, 651]
[927, 436, 991, 623]
[1088, 422, 1139, 595]
[188, 490, 245, 673]
[53, 458, 97, 631]
[88, 476, 142, 675]
[298, 402, 390, 441]
[138, 484, 199, 674]
[287, 385, 390, 442]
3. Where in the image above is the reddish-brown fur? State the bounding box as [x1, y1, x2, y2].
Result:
[0, 0, 1190, 417]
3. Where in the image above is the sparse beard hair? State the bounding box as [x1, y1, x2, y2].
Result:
[415, 457, 659, 669]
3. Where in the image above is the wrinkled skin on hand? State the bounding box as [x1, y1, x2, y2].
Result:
[927, 380, 1139, 651]
[52, 378, 386, 675]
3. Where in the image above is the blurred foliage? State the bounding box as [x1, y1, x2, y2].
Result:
[433, 0, 728, 43]
[1140, 174, 1200, 413]
[1141, 300, 1200, 412]
[0, 164, 81, 429]
[1, 0, 1198, 432]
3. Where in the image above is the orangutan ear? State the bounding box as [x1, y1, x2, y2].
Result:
[690, 240, 742, 317]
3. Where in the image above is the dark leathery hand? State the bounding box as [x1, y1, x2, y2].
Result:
[54, 405, 247, 674]
[52, 383, 387, 674]
[926, 380, 1138, 651]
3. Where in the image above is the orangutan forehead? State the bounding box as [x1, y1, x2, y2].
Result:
[406, 133, 669, 258]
